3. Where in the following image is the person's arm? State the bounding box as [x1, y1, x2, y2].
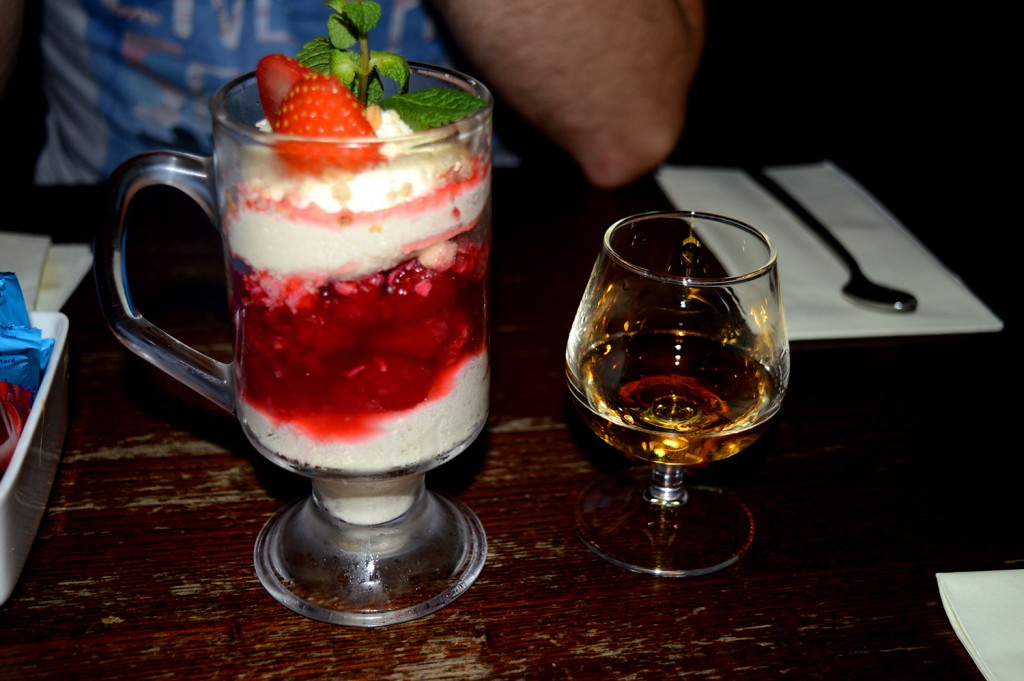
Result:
[0, 0, 27, 98]
[431, 0, 706, 189]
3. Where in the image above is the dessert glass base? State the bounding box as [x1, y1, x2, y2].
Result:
[254, 474, 486, 627]
[575, 467, 754, 577]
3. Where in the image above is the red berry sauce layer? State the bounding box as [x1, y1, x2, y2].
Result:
[230, 234, 489, 441]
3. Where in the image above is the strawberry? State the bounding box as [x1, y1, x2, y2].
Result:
[274, 72, 382, 173]
[255, 54, 309, 127]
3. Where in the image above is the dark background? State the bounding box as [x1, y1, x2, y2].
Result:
[1, 0, 45, 196]
[678, 6, 1012, 233]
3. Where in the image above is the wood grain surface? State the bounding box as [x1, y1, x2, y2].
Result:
[0, 167, 1016, 680]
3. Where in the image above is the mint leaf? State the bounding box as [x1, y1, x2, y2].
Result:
[327, 50, 360, 88]
[369, 52, 410, 94]
[338, 1, 381, 37]
[297, 36, 334, 73]
[325, 14, 358, 50]
[365, 72, 386, 106]
[381, 89, 487, 131]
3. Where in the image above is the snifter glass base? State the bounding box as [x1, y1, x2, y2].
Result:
[254, 475, 486, 627]
[575, 466, 754, 577]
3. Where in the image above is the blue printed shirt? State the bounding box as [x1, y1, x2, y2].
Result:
[35, 0, 451, 184]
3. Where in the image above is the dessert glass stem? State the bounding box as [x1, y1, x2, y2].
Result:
[313, 475, 422, 526]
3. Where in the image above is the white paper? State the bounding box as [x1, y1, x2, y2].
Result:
[937, 570, 1024, 681]
[655, 161, 1003, 340]
[0, 232, 52, 310]
[0, 232, 92, 312]
[36, 244, 94, 312]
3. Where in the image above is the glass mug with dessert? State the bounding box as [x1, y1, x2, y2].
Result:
[95, 3, 492, 626]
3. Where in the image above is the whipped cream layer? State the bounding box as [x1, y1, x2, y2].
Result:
[225, 143, 489, 280]
[239, 352, 488, 475]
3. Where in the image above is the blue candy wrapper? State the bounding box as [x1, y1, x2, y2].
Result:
[2, 325, 53, 395]
[2, 272, 55, 474]
[0, 273, 31, 328]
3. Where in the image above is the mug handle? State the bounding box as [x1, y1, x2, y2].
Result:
[94, 151, 235, 414]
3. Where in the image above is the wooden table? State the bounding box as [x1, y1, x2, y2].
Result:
[1, 165, 1016, 680]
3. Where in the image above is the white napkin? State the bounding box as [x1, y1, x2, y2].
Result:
[937, 570, 1024, 681]
[35, 244, 94, 311]
[0, 231, 93, 312]
[0, 232, 51, 309]
[655, 161, 1003, 341]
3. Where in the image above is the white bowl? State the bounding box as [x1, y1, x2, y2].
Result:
[0, 311, 70, 604]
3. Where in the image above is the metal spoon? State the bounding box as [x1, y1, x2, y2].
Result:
[750, 170, 918, 313]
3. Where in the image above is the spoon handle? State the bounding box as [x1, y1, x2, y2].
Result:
[747, 169, 862, 276]
[748, 168, 917, 313]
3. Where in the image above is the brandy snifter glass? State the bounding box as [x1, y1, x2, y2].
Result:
[566, 211, 789, 576]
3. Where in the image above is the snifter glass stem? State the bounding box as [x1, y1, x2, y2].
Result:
[645, 463, 687, 506]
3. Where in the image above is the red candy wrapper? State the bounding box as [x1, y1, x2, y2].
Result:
[1, 382, 34, 471]
[1, 273, 54, 475]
